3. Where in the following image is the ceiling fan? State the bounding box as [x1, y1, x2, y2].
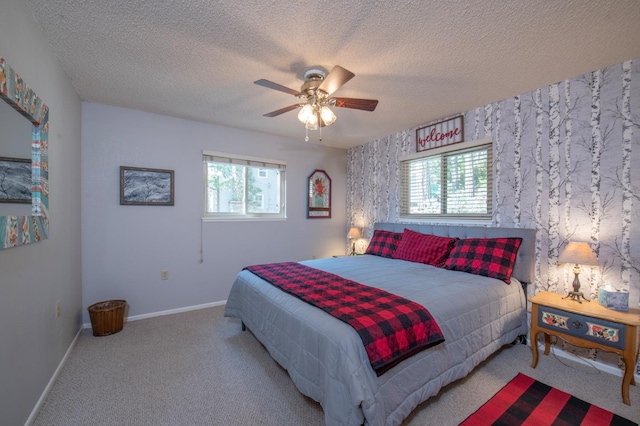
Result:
[255, 65, 378, 141]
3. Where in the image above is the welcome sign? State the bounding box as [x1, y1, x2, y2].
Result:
[416, 115, 464, 152]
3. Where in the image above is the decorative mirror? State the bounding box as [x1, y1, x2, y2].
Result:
[0, 57, 49, 250]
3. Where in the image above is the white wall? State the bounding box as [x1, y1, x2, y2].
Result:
[81, 103, 347, 322]
[0, 0, 83, 424]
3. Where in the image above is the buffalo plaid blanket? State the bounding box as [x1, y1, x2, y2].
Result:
[244, 262, 445, 375]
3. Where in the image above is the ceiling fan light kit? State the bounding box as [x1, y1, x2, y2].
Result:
[255, 65, 378, 142]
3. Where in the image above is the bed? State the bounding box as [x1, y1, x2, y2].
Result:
[224, 223, 535, 426]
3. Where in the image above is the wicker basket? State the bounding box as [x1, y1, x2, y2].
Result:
[88, 300, 127, 336]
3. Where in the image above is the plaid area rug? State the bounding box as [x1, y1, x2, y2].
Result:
[460, 373, 637, 425]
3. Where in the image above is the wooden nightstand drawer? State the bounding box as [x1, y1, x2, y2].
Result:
[537, 305, 626, 350]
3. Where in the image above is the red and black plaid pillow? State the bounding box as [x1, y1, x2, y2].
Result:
[365, 230, 402, 258]
[444, 237, 522, 283]
[392, 229, 458, 267]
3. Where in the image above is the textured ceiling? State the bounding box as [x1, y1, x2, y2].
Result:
[25, 0, 640, 149]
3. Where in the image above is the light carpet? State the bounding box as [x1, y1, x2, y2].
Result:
[33, 305, 639, 425]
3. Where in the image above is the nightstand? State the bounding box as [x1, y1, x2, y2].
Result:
[529, 291, 640, 405]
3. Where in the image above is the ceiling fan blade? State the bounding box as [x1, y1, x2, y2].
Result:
[263, 104, 301, 117]
[254, 79, 301, 96]
[333, 97, 379, 112]
[318, 65, 355, 95]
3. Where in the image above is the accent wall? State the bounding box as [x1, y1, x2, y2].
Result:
[347, 58, 640, 375]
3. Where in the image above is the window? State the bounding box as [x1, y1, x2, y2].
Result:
[401, 139, 492, 220]
[254, 193, 264, 208]
[203, 151, 286, 220]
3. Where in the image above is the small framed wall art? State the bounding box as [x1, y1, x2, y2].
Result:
[120, 166, 174, 206]
[307, 169, 331, 219]
[0, 156, 32, 203]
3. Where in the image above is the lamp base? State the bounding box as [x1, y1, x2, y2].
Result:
[563, 291, 590, 303]
[562, 269, 590, 303]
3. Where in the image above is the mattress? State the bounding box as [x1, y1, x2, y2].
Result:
[224, 254, 528, 426]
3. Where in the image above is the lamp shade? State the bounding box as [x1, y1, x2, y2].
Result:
[298, 104, 315, 124]
[557, 242, 598, 266]
[347, 227, 361, 239]
[320, 106, 337, 126]
[305, 112, 318, 130]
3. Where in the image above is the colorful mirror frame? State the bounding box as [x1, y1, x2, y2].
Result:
[0, 57, 49, 250]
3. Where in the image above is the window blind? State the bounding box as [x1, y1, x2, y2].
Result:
[202, 152, 286, 171]
[400, 143, 492, 219]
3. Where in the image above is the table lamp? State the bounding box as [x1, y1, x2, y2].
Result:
[557, 241, 599, 303]
[347, 227, 361, 256]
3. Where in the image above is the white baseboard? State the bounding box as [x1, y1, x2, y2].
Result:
[533, 341, 640, 382]
[25, 326, 83, 426]
[82, 300, 227, 329]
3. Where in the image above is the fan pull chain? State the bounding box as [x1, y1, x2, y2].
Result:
[305, 127, 309, 142]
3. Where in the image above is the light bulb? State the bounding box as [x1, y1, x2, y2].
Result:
[305, 113, 318, 130]
[298, 104, 315, 124]
[320, 106, 336, 126]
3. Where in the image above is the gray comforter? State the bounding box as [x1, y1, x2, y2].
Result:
[224, 255, 527, 426]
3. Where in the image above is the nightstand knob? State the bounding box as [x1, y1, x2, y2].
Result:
[572, 320, 582, 329]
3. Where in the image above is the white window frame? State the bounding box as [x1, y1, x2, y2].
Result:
[400, 137, 493, 222]
[202, 150, 286, 221]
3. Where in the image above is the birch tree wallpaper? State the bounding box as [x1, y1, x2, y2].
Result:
[346, 57, 640, 374]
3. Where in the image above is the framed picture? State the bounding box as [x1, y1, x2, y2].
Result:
[120, 166, 174, 206]
[0, 156, 31, 204]
[307, 169, 331, 219]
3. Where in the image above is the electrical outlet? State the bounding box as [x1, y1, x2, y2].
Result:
[161, 269, 169, 280]
[55, 301, 60, 318]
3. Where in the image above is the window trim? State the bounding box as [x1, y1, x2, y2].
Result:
[202, 150, 286, 221]
[400, 137, 493, 221]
